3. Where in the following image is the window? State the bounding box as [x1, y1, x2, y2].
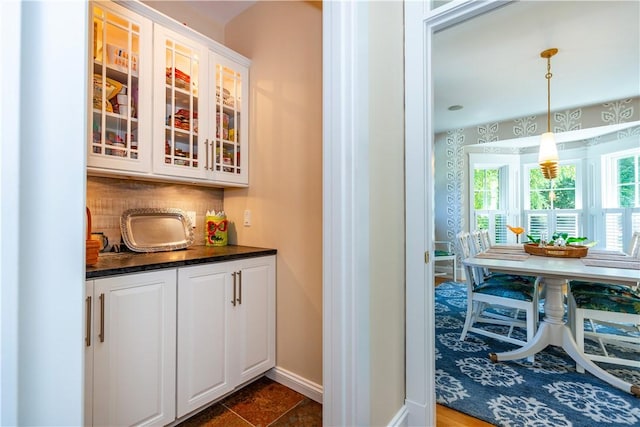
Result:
[472, 167, 508, 243]
[610, 151, 640, 208]
[474, 168, 500, 210]
[524, 162, 581, 241]
[602, 148, 640, 251]
[528, 164, 577, 210]
[465, 134, 639, 252]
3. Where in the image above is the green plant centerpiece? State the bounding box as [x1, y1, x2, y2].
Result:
[526, 232, 588, 247]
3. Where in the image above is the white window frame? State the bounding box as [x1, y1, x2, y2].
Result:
[523, 159, 584, 239]
[524, 160, 583, 211]
[600, 146, 640, 251]
[468, 145, 640, 251]
[468, 153, 520, 243]
[602, 147, 640, 209]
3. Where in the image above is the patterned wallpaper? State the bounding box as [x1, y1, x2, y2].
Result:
[434, 97, 640, 249]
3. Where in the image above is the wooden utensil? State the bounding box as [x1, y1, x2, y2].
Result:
[86, 207, 100, 266]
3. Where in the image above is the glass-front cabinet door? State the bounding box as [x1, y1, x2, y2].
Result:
[209, 53, 249, 185]
[153, 25, 207, 180]
[89, 2, 152, 172]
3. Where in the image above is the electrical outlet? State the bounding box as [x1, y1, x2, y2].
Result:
[186, 211, 196, 228]
[243, 209, 251, 226]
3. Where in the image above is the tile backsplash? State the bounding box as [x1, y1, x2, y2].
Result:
[87, 176, 224, 249]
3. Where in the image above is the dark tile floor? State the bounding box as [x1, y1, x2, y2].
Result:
[177, 376, 322, 427]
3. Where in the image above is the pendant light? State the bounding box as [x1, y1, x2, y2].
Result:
[539, 48, 559, 180]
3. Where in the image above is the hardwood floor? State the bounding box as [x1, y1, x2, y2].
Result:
[437, 404, 494, 426]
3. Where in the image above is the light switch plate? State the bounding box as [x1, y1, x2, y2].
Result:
[186, 211, 196, 228]
[243, 209, 251, 226]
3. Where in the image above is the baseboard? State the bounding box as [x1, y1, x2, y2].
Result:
[267, 367, 323, 403]
[405, 398, 435, 427]
[387, 405, 409, 426]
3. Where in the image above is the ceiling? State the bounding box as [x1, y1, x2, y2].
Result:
[170, 1, 639, 135]
[433, 1, 640, 133]
[186, 0, 256, 25]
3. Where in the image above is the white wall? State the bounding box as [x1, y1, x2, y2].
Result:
[368, 1, 406, 425]
[1, 1, 87, 424]
[224, 1, 324, 387]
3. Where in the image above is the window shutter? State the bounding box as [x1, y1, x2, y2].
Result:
[495, 214, 507, 243]
[604, 211, 624, 252]
[526, 214, 548, 241]
[556, 213, 578, 238]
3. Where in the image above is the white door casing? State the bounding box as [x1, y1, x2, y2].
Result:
[322, 1, 371, 425]
[404, 1, 513, 425]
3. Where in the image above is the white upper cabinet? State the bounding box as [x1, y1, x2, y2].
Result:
[87, 1, 250, 187]
[88, 2, 152, 173]
[208, 52, 249, 185]
[152, 25, 208, 180]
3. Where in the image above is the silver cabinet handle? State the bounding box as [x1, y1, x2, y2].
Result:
[99, 293, 105, 343]
[237, 270, 242, 305]
[85, 296, 92, 347]
[210, 140, 215, 171]
[205, 139, 210, 170]
[231, 272, 237, 306]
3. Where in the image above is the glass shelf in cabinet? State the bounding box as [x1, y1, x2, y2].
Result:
[165, 125, 196, 136]
[98, 110, 138, 128]
[94, 61, 139, 81]
[216, 103, 240, 115]
[166, 84, 197, 100]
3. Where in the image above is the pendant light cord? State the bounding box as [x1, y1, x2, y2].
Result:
[546, 57, 552, 133]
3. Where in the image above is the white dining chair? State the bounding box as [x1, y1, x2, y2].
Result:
[457, 231, 540, 361]
[434, 240, 457, 281]
[568, 284, 640, 371]
[568, 231, 640, 372]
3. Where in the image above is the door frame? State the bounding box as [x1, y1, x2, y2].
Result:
[404, 1, 510, 425]
[322, 1, 372, 425]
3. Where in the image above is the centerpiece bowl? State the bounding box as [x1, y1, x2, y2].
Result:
[523, 243, 588, 258]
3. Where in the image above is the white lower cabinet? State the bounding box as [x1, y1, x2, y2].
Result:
[85, 255, 275, 425]
[85, 270, 177, 427]
[176, 255, 276, 418]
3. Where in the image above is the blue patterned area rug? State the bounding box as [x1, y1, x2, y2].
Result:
[435, 281, 640, 427]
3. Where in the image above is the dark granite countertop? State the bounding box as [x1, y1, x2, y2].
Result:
[86, 245, 277, 279]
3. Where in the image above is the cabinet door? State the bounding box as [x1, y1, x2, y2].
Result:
[92, 270, 176, 427]
[208, 52, 249, 185]
[153, 25, 208, 180]
[84, 281, 94, 427]
[232, 256, 276, 384]
[89, 2, 152, 172]
[176, 263, 234, 418]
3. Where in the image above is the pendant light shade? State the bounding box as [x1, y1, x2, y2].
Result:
[539, 131, 559, 179]
[539, 48, 559, 180]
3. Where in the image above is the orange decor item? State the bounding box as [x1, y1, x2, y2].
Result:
[507, 225, 525, 243]
[86, 207, 100, 266]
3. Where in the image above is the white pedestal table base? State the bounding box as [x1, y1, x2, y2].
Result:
[488, 277, 640, 397]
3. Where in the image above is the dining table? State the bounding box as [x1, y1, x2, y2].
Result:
[463, 244, 640, 397]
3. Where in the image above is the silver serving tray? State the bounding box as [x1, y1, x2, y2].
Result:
[120, 208, 194, 252]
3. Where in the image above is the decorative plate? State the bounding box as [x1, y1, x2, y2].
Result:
[120, 208, 194, 252]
